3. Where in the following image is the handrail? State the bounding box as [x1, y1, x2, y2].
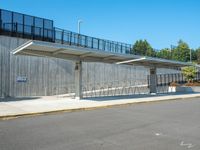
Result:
[1, 22, 132, 54]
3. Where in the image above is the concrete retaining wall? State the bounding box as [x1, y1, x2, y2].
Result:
[0, 36, 180, 97]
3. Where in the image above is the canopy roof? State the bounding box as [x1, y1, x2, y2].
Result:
[12, 40, 191, 68]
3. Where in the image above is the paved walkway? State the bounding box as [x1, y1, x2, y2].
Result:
[0, 93, 200, 119]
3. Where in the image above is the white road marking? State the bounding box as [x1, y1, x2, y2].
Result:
[155, 133, 161, 136]
[180, 141, 195, 149]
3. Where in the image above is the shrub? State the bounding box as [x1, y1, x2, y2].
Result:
[182, 66, 197, 83]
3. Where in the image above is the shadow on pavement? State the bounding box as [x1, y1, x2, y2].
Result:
[82, 92, 195, 101]
[0, 97, 41, 102]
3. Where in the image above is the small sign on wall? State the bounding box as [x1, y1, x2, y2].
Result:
[17, 76, 27, 83]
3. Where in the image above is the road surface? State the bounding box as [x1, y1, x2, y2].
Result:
[0, 98, 200, 150]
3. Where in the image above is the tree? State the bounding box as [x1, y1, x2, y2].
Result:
[196, 48, 200, 64]
[182, 66, 197, 83]
[172, 40, 190, 62]
[191, 49, 197, 63]
[156, 48, 171, 59]
[131, 40, 155, 57]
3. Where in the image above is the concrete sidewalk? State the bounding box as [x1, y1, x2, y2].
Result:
[0, 93, 200, 119]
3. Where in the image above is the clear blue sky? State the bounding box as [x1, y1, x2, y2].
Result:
[1, 0, 199, 49]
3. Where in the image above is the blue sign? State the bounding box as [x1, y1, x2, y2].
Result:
[17, 76, 27, 83]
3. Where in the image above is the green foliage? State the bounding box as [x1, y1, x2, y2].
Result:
[131, 39, 200, 63]
[182, 66, 197, 83]
[131, 40, 155, 57]
[191, 49, 197, 62]
[172, 40, 190, 62]
[196, 48, 200, 64]
[156, 48, 171, 59]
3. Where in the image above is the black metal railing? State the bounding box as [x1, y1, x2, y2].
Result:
[0, 9, 193, 60]
[0, 22, 132, 54]
[1, 22, 54, 42]
[156, 73, 186, 86]
[54, 27, 132, 54]
[154, 72, 200, 86]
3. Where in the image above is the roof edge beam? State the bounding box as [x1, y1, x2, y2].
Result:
[116, 57, 146, 65]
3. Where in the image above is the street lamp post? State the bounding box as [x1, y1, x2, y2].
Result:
[78, 20, 83, 34]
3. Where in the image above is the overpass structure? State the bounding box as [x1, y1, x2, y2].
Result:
[0, 9, 191, 99]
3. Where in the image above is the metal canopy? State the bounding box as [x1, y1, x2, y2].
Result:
[12, 40, 191, 68]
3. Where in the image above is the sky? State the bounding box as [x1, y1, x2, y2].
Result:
[0, 0, 199, 49]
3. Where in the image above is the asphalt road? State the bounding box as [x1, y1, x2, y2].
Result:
[0, 98, 200, 150]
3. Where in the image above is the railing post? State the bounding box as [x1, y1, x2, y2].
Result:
[61, 30, 64, 44]
[97, 39, 99, 50]
[0, 9, 1, 30]
[147, 75, 150, 88]
[15, 23, 18, 36]
[168, 74, 170, 85]
[69, 32, 72, 45]
[91, 37, 93, 48]
[22, 14, 25, 38]
[11, 12, 14, 33]
[47, 29, 49, 41]
[52, 27, 55, 42]
[31, 25, 35, 40]
[160, 74, 163, 86]
[103, 40, 106, 51]
[182, 73, 184, 83]
[84, 36, 87, 47]
[42, 19, 45, 41]
[164, 74, 166, 86]
[0, 19, 2, 31]
[120, 44, 123, 53]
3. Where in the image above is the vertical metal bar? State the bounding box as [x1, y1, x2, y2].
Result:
[147, 75, 150, 88]
[181, 74, 183, 83]
[43, 19, 45, 40]
[178, 74, 180, 83]
[47, 29, 49, 41]
[97, 39, 99, 49]
[91, 37, 93, 48]
[15, 22, 18, 34]
[53, 27, 56, 42]
[85, 36, 87, 47]
[38, 27, 41, 37]
[103, 40, 106, 50]
[31, 25, 34, 39]
[168, 74, 170, 85]
[160, 74, 163, 86]
[69, 32, 72, 45]
[0, 9, 2, 30]
[175, 74, 177, 82]
[11, 11, 14, 33]
[22, 14, 25, 37]
[120, 44, 123, 53]
[130, 44, 132, 54]
[61, 30, 64, 44]
[77, 34, 79, 46]
[32, 17, 35, 40]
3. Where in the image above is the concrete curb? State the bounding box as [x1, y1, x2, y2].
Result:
[1, 94, 200, 120]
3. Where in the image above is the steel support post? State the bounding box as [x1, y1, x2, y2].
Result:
[149, 67, 157, 94]
[75, 61, 82, 100]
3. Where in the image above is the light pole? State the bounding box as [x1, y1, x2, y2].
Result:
[78, 20, 83, 34]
